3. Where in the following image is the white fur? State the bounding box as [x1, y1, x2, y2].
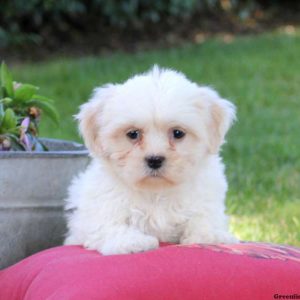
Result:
[64, 66, 238, 255]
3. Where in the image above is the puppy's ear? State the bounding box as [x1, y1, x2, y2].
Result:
[198, 87, 236, 154]
[76, 84, 115, 155]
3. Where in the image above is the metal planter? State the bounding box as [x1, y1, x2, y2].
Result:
[0, 138, 90, 269]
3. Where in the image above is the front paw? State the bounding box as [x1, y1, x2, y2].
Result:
[181, 230, 239, 245]
[101, 231, 159, 255]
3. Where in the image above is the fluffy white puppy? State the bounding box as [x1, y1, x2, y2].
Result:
[64, 66, 238, 255]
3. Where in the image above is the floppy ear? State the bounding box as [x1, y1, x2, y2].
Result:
[198, 87, 236, 154]
[75, 84, 115, 155]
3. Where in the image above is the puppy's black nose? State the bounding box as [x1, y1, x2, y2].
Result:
[145, 156, 165, 170]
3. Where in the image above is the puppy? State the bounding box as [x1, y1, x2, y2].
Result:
[64, 66, 238, 255]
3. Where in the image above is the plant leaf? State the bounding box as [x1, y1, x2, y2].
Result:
[39, 139, 48, 151]
[1, 108, 17, 130]
[0, 62, 14, 98]
[6, 133, 26, 151]
[26, 99, 59, 126]
[32, 137, 48, 152]
[15, 84, 39, 102]
[0, 103, 4, 126]
[31, 94, 54, 103]
[0, 97, 13, 105]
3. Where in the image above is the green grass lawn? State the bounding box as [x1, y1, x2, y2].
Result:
[8, 29, 300, 246]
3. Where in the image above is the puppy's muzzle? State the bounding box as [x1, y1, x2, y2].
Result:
[145, 156, 165, 170]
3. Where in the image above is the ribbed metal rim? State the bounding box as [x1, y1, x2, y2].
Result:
[0, 138, 89, 158]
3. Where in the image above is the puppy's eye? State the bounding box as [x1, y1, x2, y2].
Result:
[173, 129, 185, 139]
[126, 130, 141, 140]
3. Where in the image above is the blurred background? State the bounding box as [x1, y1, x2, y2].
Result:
[1, 0, 299, 246]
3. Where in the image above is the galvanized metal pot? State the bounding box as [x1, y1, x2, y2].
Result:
[0, 139, 90, 269]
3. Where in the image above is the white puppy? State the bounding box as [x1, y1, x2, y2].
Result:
[64, 66, 238, 255]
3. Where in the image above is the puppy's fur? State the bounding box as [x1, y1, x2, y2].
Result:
[64, 66, 238, 255]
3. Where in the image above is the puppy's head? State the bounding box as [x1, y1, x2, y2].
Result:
[77, 66, 236, 190]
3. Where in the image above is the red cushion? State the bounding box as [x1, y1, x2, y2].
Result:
[1, 242, 300, 300]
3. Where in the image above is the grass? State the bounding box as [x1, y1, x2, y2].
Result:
[7, 29, 300, 246]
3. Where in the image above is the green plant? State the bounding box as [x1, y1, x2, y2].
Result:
[3, 0, 292, 49]
[0, 62, 59, 151]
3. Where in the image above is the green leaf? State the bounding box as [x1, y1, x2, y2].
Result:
[0, 103, 4, 117]
[31, 94, 54, 103]
[15, 84, 39, 102]
[6, 134, 26, 151]
[31, 136, 48, 152]
[1, 108, 17, 130]
[0, 103, 4, 126]
[26, 99, 59, 126]
[0, 62, 14, 98]
[0, 97, 13, 105]
[5, 127, 19, 135]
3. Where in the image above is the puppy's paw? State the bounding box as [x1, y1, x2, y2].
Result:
[181, 230, 239, 245]
[101, 231, 159, 255]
